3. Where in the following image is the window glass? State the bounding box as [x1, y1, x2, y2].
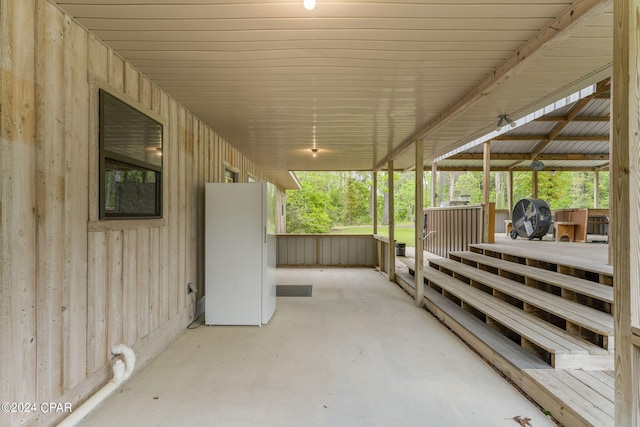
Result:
[100, 90, 163, 219]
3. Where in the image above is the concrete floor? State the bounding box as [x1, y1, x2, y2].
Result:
[81, 268, 556, 427]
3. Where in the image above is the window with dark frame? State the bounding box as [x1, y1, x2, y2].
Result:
[99, 90, 163, 219]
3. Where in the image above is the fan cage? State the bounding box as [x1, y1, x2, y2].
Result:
[510, 198, 552, 240]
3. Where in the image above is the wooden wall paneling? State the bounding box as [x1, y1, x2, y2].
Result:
[87, 232, 107, 374]
[211, 133, 217, 182]
[63, 17, 89, 390]
[137, 227, 150, 339]
[289, 237, 297, 265]
[168, 100, 179, 317]
[87, 34, 107, 83]
[191, 117, 200, 296]
[205, 129, 212, 182]
[160, 216, 170, 324]
[209, 132, 216, 182]
[177, 107, 187, 311]
[0, 0, 38, 416]
[107, 49, 124, 93]
[218, 134, 224, 182]
[317, 238, 325, 264]
[35, 0, 65, 402]
[331, 237, 340, 264]
[151, 81, 161, 115]
[286, 237, 297, 263]
[107, 230, 123, 351]
[149, 227, 161, 331]
[354, 237, 363, 265]
[214, 132, 221, 181]
[160, 92, 170, 323]
[184, 113, 195, 307]
[124, 62, 139, 102]
[197, 123, 206, 295]
[86, 35, 106, 224]
[122, 229, 138, 345]
[140, 76, 152, 110]
[276, 238, 284, 264]
[345, 237, 354, 264]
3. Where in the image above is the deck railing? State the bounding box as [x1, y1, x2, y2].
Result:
[276, 234, 376, 266]
[424, 204, 485, 257]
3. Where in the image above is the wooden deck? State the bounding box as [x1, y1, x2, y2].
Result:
[394, 239, 614, 427]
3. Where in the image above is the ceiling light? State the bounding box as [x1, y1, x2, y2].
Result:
[303, 0, 316, 10]
[311, 148, 318, 157]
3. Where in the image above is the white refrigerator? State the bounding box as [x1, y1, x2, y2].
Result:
[204, 182, 277, 325]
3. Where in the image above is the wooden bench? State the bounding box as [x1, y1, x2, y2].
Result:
[405, 259, 613, 369]
[553, 221, 577, 242]
[428, 257, 614, 351]
[469, 243, 613, 284]
[504, 219, 513, 237]
[420, 264, 609, 369]
[449, 251, 613, 306]
[522, 369, 614, 427]
[395, 266, 552, 374]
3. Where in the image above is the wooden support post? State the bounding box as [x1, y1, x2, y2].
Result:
[507, 170, 514, 218]
[431, 161, 438, 207]
[532, 170, 539, 199]
[613, 0, 640, 423]
[415, 139, 424, 307]
[388, 161, 395, 282]
[372, 171, 378, 235]
[594, 170, 600, 208]
[482, 140, 491, 243]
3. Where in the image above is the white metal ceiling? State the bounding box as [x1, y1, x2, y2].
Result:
[54, 0, 613, 186]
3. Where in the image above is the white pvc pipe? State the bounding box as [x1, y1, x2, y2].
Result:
[58, 344, 136, 427]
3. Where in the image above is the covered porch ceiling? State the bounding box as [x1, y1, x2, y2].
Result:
[435, 78, 611, 172]
[54, 0, 613, 188]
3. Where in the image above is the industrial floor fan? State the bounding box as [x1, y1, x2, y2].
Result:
[510, 198, 552, 240]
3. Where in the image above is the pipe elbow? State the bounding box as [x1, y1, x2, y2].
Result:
[111, 344, 136, 380]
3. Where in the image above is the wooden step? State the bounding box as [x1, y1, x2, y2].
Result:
[469, 243, 613, 285]
[395, 271, 551, 382]
[449, 251, 613, 305]
[521, 369, 614, 427]
[417, 264, 611, 369]
[428, 257, 614, 351]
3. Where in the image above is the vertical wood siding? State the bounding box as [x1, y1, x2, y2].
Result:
[0, 1, 284, 425]
[276, 235, 376, 266]
[424, 206, 485, 258]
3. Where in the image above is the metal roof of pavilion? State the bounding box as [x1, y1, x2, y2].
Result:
[434, 78, 610, 173]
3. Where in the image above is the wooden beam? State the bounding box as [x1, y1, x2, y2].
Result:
[373, 0, 611, 171]
[535, 115, 610, 122]
[435, 165, 609, 172]
[449, 153, 608, 161]
[415, 139, 424, 307]
[530, 97, 593, 157]
[613, 0, 640, 424]
[492, 135, 609, 141]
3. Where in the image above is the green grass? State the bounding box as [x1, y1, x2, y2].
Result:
[329, 223, 416, 247]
